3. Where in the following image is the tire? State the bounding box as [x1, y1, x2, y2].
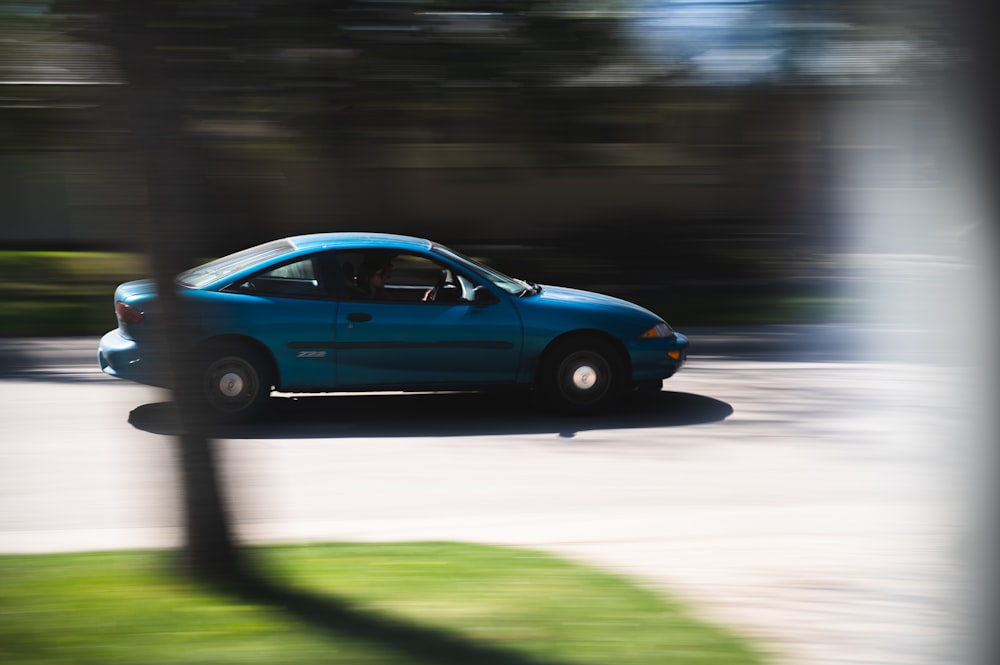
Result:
[541, 337, 623, 414]
[200, 344, 273, 422]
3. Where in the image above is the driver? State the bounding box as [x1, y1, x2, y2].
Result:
[354, 254, 395, 299]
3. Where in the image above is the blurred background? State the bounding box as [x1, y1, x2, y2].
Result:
[0, 0, 994, 338]
[2, 4, 998, 663]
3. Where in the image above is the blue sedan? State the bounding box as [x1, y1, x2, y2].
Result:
[99, 233, 688, 419]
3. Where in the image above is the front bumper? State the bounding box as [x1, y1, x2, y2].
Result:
[629, 331, 689, 382]
[98, 329, 171, 388]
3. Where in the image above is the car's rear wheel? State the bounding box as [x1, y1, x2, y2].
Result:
[541, 337, 623, 414]
[201, 345, 272, 421]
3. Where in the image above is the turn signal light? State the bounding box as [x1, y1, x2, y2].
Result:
[115, 301, 144, 324]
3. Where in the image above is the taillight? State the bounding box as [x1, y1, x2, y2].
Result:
[116, 301, 144, 324]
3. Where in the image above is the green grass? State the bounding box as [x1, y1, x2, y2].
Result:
[0, 250, 148, 336]
[0, 542, 772, 665]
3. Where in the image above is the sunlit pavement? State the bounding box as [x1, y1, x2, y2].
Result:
[0, 329, 982, 665]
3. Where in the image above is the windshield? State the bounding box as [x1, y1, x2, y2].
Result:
[176, 239, 294, 288]
[431, 244, 535, 296]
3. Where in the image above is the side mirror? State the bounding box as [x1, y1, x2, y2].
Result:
[457, 274, 497, 305]
[472, 285, 499, 306]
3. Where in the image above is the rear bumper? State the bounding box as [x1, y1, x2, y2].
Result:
[98, 329, 171, 388]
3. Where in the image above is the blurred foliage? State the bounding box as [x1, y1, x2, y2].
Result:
[0, 542, 770, 665]
[29, 0, 640, 156]
[0, 251, 146, 335]
[3, 0, 966, 156]
[0, 1, 976, 329]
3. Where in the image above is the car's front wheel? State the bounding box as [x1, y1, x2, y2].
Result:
[200, 345, 273, 421]
[541, 337, 623, 414]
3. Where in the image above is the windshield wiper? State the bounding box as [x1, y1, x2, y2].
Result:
[516, 279, 541, 296]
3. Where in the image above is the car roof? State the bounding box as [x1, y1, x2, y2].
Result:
[286, 232, 434, 253]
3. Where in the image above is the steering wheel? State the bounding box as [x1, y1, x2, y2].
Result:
[425, 269, 449, 302]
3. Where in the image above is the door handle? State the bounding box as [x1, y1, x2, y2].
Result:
[347, 312, 372, 323]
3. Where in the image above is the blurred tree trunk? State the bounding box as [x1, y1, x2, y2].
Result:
[108, 0, 245, 582]
[947, 2, 999, 665]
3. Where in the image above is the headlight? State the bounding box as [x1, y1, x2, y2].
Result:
[639, 322, 673, 339]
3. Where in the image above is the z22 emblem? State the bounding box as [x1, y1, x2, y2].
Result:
[297, 351, 327, 358]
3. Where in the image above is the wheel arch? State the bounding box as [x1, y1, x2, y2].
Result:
[536, 329, 631, 385]
[195, 334, 279, 389]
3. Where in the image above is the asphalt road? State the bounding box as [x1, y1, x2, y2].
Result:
[0, 329, 983, 665]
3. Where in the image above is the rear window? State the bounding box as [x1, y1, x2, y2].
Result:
[176, 240, 295, 288]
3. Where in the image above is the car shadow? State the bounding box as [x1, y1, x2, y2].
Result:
[128, 390, 733, 439]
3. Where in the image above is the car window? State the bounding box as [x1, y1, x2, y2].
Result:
[177, 239, 294, 288]
[264, 259, 315, 280]
[339, 250, 470, 303]
[431, 244, 528, 295]
[391, 254, 443, 287]
[229, 257, 326, 298]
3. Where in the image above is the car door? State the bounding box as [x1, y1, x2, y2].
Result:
[333, 251, 522, 389]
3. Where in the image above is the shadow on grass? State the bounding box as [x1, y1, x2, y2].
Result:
[123, 391, 738, 663]
[128, 389, 734, 439]
[214, 571, 570, 665]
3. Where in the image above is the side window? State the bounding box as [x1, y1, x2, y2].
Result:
[345, 250, 472, 303]
[335, 251, 365, 299]
[231, 257, 326, 298]
[266, 260, 315, 280]
[392, 254, 445, 289]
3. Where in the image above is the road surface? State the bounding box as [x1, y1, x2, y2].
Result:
[0, 329, 983, 665]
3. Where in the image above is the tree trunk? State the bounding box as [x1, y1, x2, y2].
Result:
[108, 0, 245, 582]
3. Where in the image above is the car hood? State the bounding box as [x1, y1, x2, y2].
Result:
[530, 285, 657, 318]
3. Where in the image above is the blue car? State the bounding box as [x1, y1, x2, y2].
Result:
[99, 233, 688, 419]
